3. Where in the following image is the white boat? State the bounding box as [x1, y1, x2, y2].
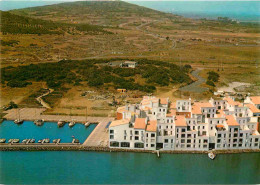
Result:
[69, 120, 76, 127]
[208, 152, 216, 160]
[57, 120, 65, 127]
[12, 139, 20, 143]
[14, 109, 23, 124]
[14, 119, 23, 124]
[0, 139, 6, 143]
[34, 119, 44, 126]
[85, 122, 90, 127]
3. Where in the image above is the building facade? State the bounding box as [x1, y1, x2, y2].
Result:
[109, 96, 260, 151]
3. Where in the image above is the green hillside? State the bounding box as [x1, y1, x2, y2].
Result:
[0, 10, 111, 35]
[9, 1, 176, 26]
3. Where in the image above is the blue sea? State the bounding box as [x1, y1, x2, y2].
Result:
[0, 1, 259, 22]
[0, 151, 260, 184]
[129, 1, 260, 22]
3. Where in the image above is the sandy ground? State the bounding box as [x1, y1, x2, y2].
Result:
[218, 82, 251, 93]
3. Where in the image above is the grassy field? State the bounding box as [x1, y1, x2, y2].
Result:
[0, 1, 259, 115]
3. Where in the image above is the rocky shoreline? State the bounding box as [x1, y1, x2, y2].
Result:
[0, 145, 259, 154]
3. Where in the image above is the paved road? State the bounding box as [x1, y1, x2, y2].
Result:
[179, 69, 208, 93]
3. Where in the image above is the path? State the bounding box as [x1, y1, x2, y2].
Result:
[179, 69, 208, 93]
[36, 88, 54, 109]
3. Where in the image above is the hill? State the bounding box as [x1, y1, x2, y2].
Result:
[0, 10, 111, 35]
[9, 1, 177, 26]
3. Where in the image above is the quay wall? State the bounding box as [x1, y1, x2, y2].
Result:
[0, 145, 259, 154]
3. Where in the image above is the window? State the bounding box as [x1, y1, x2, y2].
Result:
[146, 133, 148, 137]
[218, 134, 221, 138]
[130, 136, 132, 140]
[134, 143, 144, 148]
[187, 139, 191, 143]
[135, 136, 139, 140]
[110, 141, 119, 147]
[110, 135, 114, 139]
[181, 139, 185, 143]
[151, 144, 155, 147]
[151, 133, 155, 137]
[135, 131, 139, 135]
[217, 139, 221, 143]
[124, 136, 127, 140]
[182, 128, 185, 132]
[121, 142, 130, 147]
[110, 130, 114, 134]
[164, 139, 168, 143]
[181, 134, 185, 138]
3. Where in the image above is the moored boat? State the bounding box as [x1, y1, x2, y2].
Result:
[73, 139, 80, 144]
[34, 119, 44, 126]
[22, 139, 29, 143]
[8, 139, 13, 143]
[208, 152, 216, 160]
[0, 139, 6, 143]
[69, 120, 76, 127]
[85, 122, 90, 127]
[57, 120, 65, 127]
[29, 139, 35, 143]
[14, 119, 24, 124]
[12, 139, 20, 143]
[38, 140, 42, 143]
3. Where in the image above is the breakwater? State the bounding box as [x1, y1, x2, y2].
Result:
[0, 145, 259, 154]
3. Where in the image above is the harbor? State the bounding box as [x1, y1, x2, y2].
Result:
[0, 108, 114, 148]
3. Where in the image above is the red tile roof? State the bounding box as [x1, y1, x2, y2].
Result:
[160, 98, 168, 105]
[226, 115, 239, 126]
[250, 96, 260, 105]
[246, 104, 260, 113]
[146, 120, 157, 132]
[134, 118, 146, 129]
[175, 115, 187, 127]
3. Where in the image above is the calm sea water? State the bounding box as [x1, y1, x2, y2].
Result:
[0, 151, 259, 184]
[0, 120, 96, 143]
[0, 1, 259, 22]
[129, 1, 260, 22]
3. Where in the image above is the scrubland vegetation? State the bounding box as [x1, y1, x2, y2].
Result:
[1, 59, 192, 93]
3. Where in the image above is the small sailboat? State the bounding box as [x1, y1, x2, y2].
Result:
[57, 120, 65, 127]
[69, 119, 76, 127]
[34, 119, 44, 126]
[14, 108, 23, 124]
[29, 139, 35, 143]
[14, 119, 23, 124]
[38, 140, 42, 143]
[43, 138, 50, 143]
[22, 139, 28, 143]
[208, 152, 216, 160]
[12, 139, 20, 143]
[0, 139, 6, 143]
[85, 122, 90, 127]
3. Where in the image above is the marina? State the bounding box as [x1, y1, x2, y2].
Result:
[0, 120, 97, 144]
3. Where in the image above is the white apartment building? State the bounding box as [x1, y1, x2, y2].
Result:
[109, 96, 260, 151]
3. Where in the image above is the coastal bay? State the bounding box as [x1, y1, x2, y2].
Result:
[0, 151, 259, 184]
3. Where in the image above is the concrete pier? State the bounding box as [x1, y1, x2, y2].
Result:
[83, 117, 113, 147]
